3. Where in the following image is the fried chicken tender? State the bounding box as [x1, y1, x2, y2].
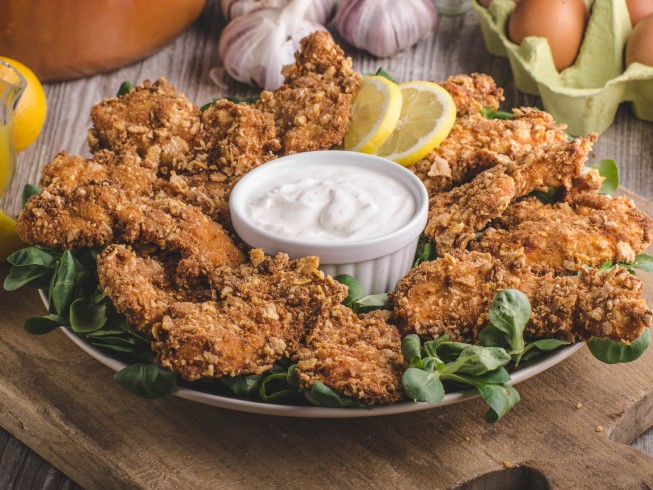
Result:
[88, 78, 201, 169]
[36, 146, 239, 231]
[115, 195, 246, 279]
[411, 108, 569, 195]
[391, 251, 652, 344]
[17, 185, 244, 273]
[39, 150, 158, 197]
[158, 172, 233, 226]
[158, 100, 282, 226]
[152, 250, 347, 380]
[257, 31, 360, 154]
[195, 100, 281, 178]
[18, 183, 119, 248]
[416, 108, 567, 196]
[424, 136, 595, 252]
[472, 192, 653, 273]
[437, 73, 504, 116]
[295, 306, 404, 405]
[97, 244, 210, 336]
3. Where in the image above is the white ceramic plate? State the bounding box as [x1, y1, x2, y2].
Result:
[41, 291, 583, 418]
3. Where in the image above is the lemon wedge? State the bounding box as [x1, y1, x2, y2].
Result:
[344, 75, 402, 154]
[0, 210, 24, 262]
[375, 81, 457, 166]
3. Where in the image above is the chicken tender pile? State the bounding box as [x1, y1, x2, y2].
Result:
[15, 32, 653, 406]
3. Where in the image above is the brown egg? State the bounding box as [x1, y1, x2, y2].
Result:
[626, 0, 653, 26]
[626, 14, 653, 66]
[508, 0, 589, 71]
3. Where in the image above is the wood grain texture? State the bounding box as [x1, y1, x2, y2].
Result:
[0, 2, 652, 488]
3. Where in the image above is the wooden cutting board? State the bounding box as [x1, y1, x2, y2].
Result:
[0, 189, 652, 489]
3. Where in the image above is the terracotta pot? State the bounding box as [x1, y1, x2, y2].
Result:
[0, 0, 207, 81]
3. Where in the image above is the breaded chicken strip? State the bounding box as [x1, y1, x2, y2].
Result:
[295, 306, 404, 405]
[40, 150, 158, 197]
[158, 100, 282, 226]
[437, 73, 504, 116]
[425, 136, 595, 252]
[17, 185, 244, 273]
[159, 172, 233, 226]
[88, 78, 201, 170]
[37, 148, 238, 231]
[257, 32, 360, 154]
[411, 108, 568, 196]
[391, 251, 652, 344]
[152, 250, 347, 379]
[472, 192, 653, 274]
[195, 100, 281, 178]
[97, 244, 210, 336]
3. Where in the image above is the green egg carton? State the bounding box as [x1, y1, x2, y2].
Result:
[471, 0, 653, 136]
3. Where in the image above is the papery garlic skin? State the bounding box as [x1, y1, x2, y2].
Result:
[335, 0, 438, 57]
[220, 0, 337, 24]
[218, 0, 328, 90]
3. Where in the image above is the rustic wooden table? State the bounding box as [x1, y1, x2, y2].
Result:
[1, 2, 652, 488]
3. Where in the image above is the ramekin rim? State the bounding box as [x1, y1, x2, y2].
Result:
[229, 150, 429, 261]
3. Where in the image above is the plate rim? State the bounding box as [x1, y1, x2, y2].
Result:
[40, 290, 583, 418]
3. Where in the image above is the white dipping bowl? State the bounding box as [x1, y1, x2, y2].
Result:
[230, 151, 429, 295]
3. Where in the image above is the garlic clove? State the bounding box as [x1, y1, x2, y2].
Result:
[220, 0, 337, 24]
[335, 0, 438, 58]
[218, 0, 328, 89]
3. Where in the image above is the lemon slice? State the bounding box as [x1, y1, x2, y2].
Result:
[0, 210, 24, 262]
[344, 76, 402, 154]
[375, 81, 457, 166]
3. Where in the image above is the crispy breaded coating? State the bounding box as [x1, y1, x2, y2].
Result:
[391, 251, 508, 342]
[472, 192, 653, 273]
[155, 298, 302, 379]
[391, 251, 652, 344]
[158, 172, 233, 226]
[152, 250, 347, 380]
[437, 73, 504, 116]
[40, 150, 158, 197]
[528, 266, 652, 342]
[426, 167, 516, 251]
[115, 196, 245, 279]
[257, 32, 360, 154]
[17, 185, 244, 272]
[88, 78, 201, 169]
[280, 31, 359, 91]
[424, 136, 594, 252]
[411, 108, 568, 196]
[36, 147, 238, 233]
[18, 184, 120, 248]
[193, 100, 280, 177]
[97, 244, 210, 336]
[296, 306, 404, 405]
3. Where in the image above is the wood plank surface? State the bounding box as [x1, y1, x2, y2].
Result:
[1, 1, 652, 488]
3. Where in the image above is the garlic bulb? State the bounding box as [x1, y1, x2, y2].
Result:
[220, 0, 337, 24]
[218, 0, 328, 90]
[335, 0, 438, 58]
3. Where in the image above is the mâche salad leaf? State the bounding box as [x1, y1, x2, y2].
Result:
[334, 274, 390, 314]
[587, 159, 619, 194]
[400, 333, 517, 422]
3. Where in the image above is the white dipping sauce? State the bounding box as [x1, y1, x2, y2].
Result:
[246, 163, 416, 242]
